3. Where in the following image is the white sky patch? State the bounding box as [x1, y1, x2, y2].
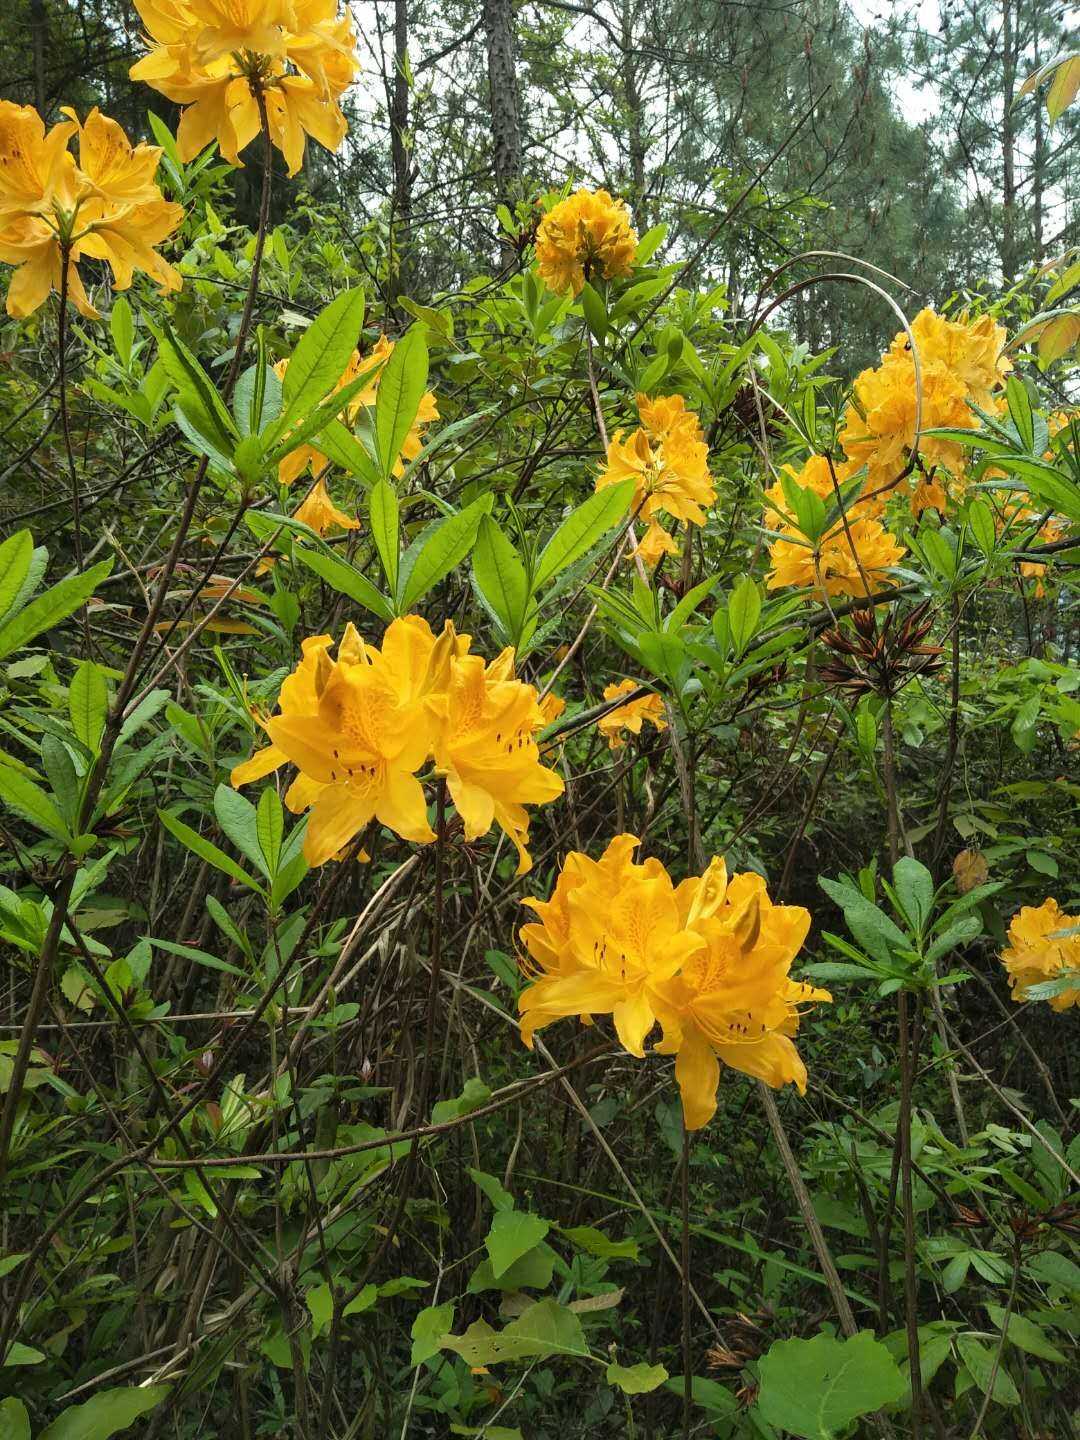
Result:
[846, 0, 940, 123]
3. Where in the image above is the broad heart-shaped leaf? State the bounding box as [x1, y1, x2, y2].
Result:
[292, 545, 393, 620]
[279, 288, 365, 429]
[755, 1331, 906, 1439]
[468, 1243, 556, 1293]
[375, 324, 428, 479]
[534, 479, 634, 591]
[39, 1385, 170, 1440]
[411, 1302, 455, 1367]
[0, 530, 33, 626]
[485, 1210, 550, 1278]
[439, 1298, 589, 1366]
[0, 558, 113, 662]
[472, 515, 529, 641]
[397, 493, 493, 612]
[606, 1361, 668, 1395]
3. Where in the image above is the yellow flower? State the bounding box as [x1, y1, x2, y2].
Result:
[275, 336, 438, 485]
[597, 679, 667, 749]
[537, 692, 566, 725]
[534, 188, 637, 296]
[427, 649, 564, 875]
[517, 834, 704, 1054]
[766, 518, 906, 598]
[0, 103, 181, 319]
[634, 520, 679, 569]
[292, 476, 359, 536]
[129, 0, 359, 177]
[839, 307, 1011, 511]
[651, 868, 830, 1129]
[1001, 898, 1080, 1011]
[597, 394, 715, 528]
[233, 619, 458, 865]
[763, 453, 882, 531]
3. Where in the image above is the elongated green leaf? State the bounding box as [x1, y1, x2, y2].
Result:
[316, 417, 381, 488]
[291, 547, 394, 621]
[534, 479, 634, 590]
[256, 787, 283, 877]
[0, 762, 71, 844]
[375, 326, 428, 478]
[369, 481, 400, 598]
[69, 660, 108, 755]
[157, 322, 237, 450]
[990, 456, 1080, 522]
[279, 289, 365, 428]
[39, 1384, 171, 1440]
[157, 810, 263, 894]
[728, 575, 762, 658]
[0, 559, 112, 662]
[213, 785, 268, 877]
[399, 494, 492, 612]
[472, 516, 529, 639]
[0, 531, 33, 626]
[0, 1397, 30, 1440]
[145, 937, 245, 978]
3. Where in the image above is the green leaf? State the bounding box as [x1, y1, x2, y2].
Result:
[485, 1211, 550, 1279]
[375, 325, 428, 478]
[956, 1335, 1019, 1405]
[411, 1302, 455, 1367]
[256, 787, 283, 878]
[1, 1344, 44, 1368]
[213, 785, 267, 876]
[39, 1386, 171, 1440]
[369, 480, 400, 599]
[468, 1167, 515, 1212]
[145, 937, 245, 978]
[662, 1376, 738, 1415]
[291, 545, 393, 620]
[398, 494, 492, 612]
[728, 575, 762, 658]
[279, 289, 365, 428]
[342, 1284, 378, 1317]
[157, 810, 263, 894]
[891, 856, 934, 934]
[0, 1397, 30, 1440]
[967, 498, 997, 556]
[579, 281, 608, 341]
[440, 1298, 589, 1366]
[0, 762, 71, 844]
[1011, 694, 1040, 753]
[0, 531, 33, 626]
[558, 1225, 639, 1261]
[1005, 376, 1035, 452]
[607, 1361, 667, 1395]
[534, 480, 634, 590]
[110, 297, 134, 368]
[316, 417, 381, 488]
[69, 660, 108, 755]
[473, 516, 530, 640]
[755, 1331, 907, 1439]
[0, 559, 113, 662]
[468, 1244, 555, 1293]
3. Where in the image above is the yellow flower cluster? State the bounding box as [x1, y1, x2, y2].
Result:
[232, 617, 564, 872]
[517, 836, 830, 1128]
[0, 103, 182, 318]
[535, 188, 637, 297]
[1001, 898, 1080, 1011]
[597, 393, 715, 562]
[130, 0, 358, 176]
[764, 453, 907, 598]
[840, 307, 1011, 513]
[597, 679, 667, 749]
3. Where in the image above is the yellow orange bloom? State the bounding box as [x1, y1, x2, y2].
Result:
[767, 518, 906, 599]
[518, 834, 703, 1055]
[763, 453, 882, 531]
[634, 519, 679, 569]
[428, 649, 564, 875]
[1001, 898, 1080, 1011]
[652, 868, 830, 1128]
[517, 840, 829, 1127]
[597, 394, 715, 528]
[129, 0, 359, 177]
[839, 308, 1011, 511]
[597, 679, 667, 749]
[0, 103, 181, 319]
[538, 693, 566, 726]
[275, 336, 438, 485]
[534, 188, 637, 296]
[292, 476, 359, 536]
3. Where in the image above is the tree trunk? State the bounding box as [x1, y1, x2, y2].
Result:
[483, 0, 523, 265]
[389, 0, 412, 308]
[29, 0, 47, 116]
[1001, 0, 1019, 282]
